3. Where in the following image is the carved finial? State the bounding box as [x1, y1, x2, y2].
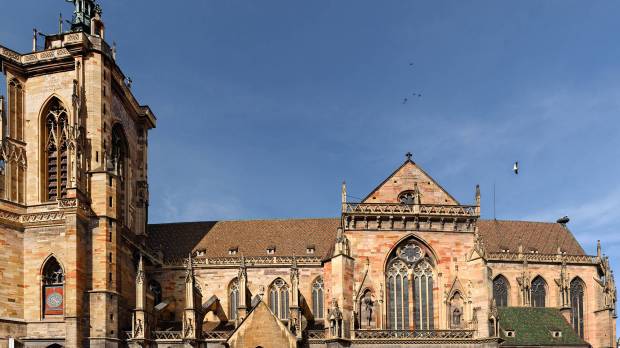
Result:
[475, 184, 480, 206]
[291, 256, 298, 270]
[112, 41, 117, 60]
[597, 240, 602, 258]
[59, 13, 64, 34]
[136, 254, 145, 283]
[341, 181, 347, 205]
[412, 182, 421, 205]
[32, 28, 38, 52]
[405, 152, 413, 161]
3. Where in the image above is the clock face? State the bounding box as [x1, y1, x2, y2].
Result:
[46, 292, 63, 308]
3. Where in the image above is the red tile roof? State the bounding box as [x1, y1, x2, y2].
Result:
[477, 220, 586, 255]
[147, 218, 341, 261]
[147, 219, 586, 262]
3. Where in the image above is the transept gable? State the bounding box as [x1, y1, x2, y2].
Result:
[225, 300, 296, 348]
[361, 158, 459, 205]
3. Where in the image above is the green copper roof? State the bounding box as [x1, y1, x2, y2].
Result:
[498, 307, 588, 347]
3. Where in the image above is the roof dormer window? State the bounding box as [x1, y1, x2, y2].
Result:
[550, 330, 562, 338]
[306, 245, 316, 254]
[267, 246, 276, 255]
[504, 330, 515, 337]
[228, 247, 238, 255]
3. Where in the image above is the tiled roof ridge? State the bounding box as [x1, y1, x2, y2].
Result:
[149, 217, 568, 227]
[148, 217, 339, 226]
[479, 218, 560, 225]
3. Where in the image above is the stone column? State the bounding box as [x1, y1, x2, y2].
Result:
[289, 258, 302, 339]
[183, 254, 203, 343]
[237, 256, 248, 323]
[329, 228, 354, 339]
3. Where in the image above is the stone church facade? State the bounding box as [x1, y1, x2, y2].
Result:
[0, 2, 616, 348]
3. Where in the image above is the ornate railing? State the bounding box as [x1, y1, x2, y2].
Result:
[163, 255, 323, 267]
[353, 329, 474, 339]
[344, 203, 478, 217]
[152, 331, 182, 340]
[202, 331, 231, 340]
[487, 252, 597, 264]
[306, 330, 327, 340]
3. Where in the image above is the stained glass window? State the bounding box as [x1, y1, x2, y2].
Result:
[493, 276, 509, 307]
[570, 278, 585, 338]
[312, 277, 324, 319]
[269, 278, 289, 320]
[531, 276, 546, 307]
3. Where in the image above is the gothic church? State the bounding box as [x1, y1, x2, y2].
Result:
[0, 2, 616, 348]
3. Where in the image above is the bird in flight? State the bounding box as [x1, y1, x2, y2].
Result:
[513, 161, 519, 175]
[409, 62, 414, 66]
[413, 92, 422, 97]
[402, 98, 408, 104]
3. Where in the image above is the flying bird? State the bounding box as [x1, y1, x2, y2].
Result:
[409, 62, 414, 66]
[402, 98, 408, 104]
[513, 161, 519, 175]
[412, 93, 422, 97]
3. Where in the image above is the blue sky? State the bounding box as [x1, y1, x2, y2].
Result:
[2, 2, 620, 267]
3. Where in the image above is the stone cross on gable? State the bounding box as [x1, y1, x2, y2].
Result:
[406, 152, 413, 161]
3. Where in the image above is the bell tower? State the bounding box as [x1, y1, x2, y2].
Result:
[0, 1, 157, 347]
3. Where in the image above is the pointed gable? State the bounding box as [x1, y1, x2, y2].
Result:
[225, 300, 297, 348]
[362, 159, 459, 205]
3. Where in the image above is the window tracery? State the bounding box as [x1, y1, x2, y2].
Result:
[229, 278, 239, 320]
[43, 99, 68, 201]
[312, 277, 324, 319]
[570, 278, 585, 338]
[386, 239, 434, 330]
[111, 124, 128, 223]
[269, 278, 289, 320]
[493, 275, 509, 307]
[531, 276, 546, 307]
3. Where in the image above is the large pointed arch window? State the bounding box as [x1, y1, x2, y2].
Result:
[493, 275, 509, 307]
[312, 277, 324, 319]
[386, 240, 434, 330]
[42, 257, 64, 317]
[531, 276, 546, 307]
[229, 278, 239, 320]
[43, 99, 69, 201]
[570, 278, 585, 338]
[269, 278, 289, 320]
[111, 124, 128, 223]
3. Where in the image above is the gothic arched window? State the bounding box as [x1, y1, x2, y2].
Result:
[42, 256, 64, 317]
[312, 277, 324, 319]
[493, 275, 509, 307]
[386, 239, 434, 330]
[269, 278, 289, 320]
[413, 259, 434, 330]
[570, 278, 585, 338]
[229, 278, 239, 320]
[43, 99, 69, 201]
[531, 276, 546, 307]
[111, 124, 128, 223]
